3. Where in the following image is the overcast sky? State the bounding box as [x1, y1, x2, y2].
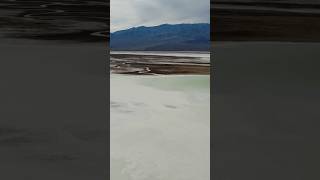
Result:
[110, 0, 210, 32]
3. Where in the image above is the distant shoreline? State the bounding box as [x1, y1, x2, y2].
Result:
[110, 53, 210, 75]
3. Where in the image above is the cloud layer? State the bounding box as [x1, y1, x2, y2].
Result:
[111, 0, 210, 32]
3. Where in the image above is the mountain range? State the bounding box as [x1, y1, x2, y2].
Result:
[110, 23, 210, 51]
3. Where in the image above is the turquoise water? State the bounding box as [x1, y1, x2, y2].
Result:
[140, 75, 210, 92]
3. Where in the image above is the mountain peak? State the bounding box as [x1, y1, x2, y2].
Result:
[110, 23, 210, 51]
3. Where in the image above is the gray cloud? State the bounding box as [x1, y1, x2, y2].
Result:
[111, 0, 210, 32]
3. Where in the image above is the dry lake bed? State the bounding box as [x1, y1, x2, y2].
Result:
[110, 51, 211, 180]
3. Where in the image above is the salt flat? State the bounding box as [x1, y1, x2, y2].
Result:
[111, 74, 210, 180]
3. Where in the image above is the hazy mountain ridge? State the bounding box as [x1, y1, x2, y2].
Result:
[110, 23, 210, 51]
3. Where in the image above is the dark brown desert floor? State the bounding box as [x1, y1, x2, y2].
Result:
[110, 53, 210, 75]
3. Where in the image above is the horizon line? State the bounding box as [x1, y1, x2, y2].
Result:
[111, 22, 210, 33]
